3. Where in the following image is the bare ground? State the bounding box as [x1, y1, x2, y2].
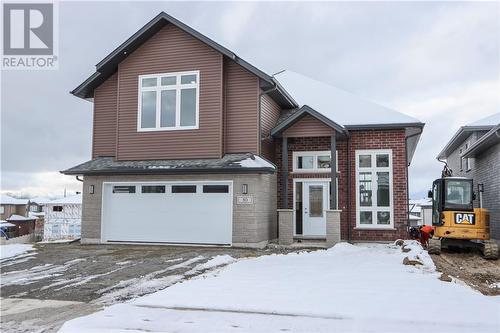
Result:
[430, 249, 500, 296]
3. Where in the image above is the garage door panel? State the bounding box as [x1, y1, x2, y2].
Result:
[102, 182, 232, 245]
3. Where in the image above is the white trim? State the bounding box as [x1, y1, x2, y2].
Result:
[355, 149, 394, 229]
[137, 70, 200, 132]
[100, 180, 233, 246]
[292, 178, 338, 237]
[292, 151, 339, 173]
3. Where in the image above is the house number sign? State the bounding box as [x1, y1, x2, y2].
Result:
[236, 195, 253, 205]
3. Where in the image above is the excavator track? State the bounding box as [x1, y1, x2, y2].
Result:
[483, 241, 499, 260]
[428, 238, 442, 255]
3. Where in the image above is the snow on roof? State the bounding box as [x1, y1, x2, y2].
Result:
[0, 193, 28, 205]
[47, 194, 82, 205]
[236, 156, 275, 169]
[29, 196, 53, 205]
[0, 221, 16, 227]
[274, 70, 422, 127]
[467, 112, 500, 127]
[7, 214, 35, 221]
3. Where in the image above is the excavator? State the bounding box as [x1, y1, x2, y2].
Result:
[426, 164, 498, 260]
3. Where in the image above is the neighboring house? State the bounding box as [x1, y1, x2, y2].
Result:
[27, 196, 51, 214]
[437, 113, 500, 241]
[0, 194, 28, 220]
[5, 214, 36, 238]
[43, 194, 82, 241]
[62, 12, 424, 247]
[408, 198, 432, 227]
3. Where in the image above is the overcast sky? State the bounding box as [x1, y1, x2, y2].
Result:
[1, 1, 499, 199]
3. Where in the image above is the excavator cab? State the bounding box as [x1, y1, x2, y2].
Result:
[427, 177, 498, 259]
[429, 178, 474, 226]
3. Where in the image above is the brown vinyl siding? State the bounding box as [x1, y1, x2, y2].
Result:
[223, 58, 259, 155]
[260, 93, 281, 161]
[92, 73, 118, 158]
[116, 24, 223, 160]
[283, 114, 334, 138]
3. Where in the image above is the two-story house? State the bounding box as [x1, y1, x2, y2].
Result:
[63, 12, 424, 247]
[437, 112, 500, 242]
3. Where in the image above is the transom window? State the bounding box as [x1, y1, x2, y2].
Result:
[355, 150, 393, 228]
[292, 151, 339, 172]
[138, 71, 199, 131]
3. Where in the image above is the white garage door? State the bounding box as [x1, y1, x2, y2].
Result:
[101, 181, 232, 245]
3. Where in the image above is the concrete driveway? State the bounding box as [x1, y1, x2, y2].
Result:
[0, 242, 285, 333]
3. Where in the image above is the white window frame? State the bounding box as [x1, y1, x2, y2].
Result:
[355, 149, 394, 229]
[137, 70, 200, 132]
[0, 206, 4, 214]
[292, 151, 339, 173]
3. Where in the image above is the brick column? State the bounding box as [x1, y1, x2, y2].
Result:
[326, 210, 342, 247]
[278, 209, 293, 245]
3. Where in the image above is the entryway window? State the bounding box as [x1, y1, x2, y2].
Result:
[355, 150, 393, 228]
[138, 71, 199, 131]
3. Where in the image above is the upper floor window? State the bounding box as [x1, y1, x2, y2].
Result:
[292, 151, 339, 173]
[138, 71, 199, 131]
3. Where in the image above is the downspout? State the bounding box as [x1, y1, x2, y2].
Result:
[346, 132, 352, 242]
[76, 176, 84, 182]
[258, 85, 278, 155]
[405, 127, 423, 231]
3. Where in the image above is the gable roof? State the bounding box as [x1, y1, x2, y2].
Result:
[462, 124, 500, 158]
[437, 112, 499, 159]
[71, 12, 296, 108]
[271, 105, 347, 137]
[274, 70, 423, 128]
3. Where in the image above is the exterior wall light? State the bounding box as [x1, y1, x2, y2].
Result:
[242, 184, 248, 194]
[88, 185, 95, 194]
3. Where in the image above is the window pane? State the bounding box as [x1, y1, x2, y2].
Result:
[359, 172, 372, 207]
[113, 186, 136, 194]
[298, 156, 314, 169]
[181, 74, 197, 84]
[377, 172, 390, 207]
[172, 185, 197, 193]
[142, 77, 157, 87]
[376, 154, 389, 167]
[377, 211, 391, 225]
[141, 91, 156, 128]
[309, 185, 323, 217]
[359, 154, 371, 167]
[141, 185, 166, 193]
[180, 88, 196, 126]
[360, 211, 372, 224]
[161, 76, 176, 86]
[317, 156, 331, 169]
[203, 185, 229, 193]
[160, 90, 176, 127]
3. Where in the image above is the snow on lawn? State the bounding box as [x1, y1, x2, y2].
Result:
[59, 242, 500, 333]
[0, 244, 34, 260]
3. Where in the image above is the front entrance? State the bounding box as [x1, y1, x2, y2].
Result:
[295, 180, 330, 237]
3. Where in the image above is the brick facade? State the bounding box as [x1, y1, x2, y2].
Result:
[276, 129, 408, 241]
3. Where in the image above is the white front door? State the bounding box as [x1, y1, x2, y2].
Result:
[302, 181, 329, 236]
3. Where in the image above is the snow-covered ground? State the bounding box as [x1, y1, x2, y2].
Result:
[59, 242, 499, 333]
[0, 244, 34, 260]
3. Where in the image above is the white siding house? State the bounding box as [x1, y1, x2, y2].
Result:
[43, 194, 82, 240]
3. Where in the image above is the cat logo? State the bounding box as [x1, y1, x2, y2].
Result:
[455, 213, 475, 225]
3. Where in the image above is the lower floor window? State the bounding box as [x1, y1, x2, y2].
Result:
[356, 150, 393, 228]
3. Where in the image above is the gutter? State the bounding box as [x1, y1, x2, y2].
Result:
[61, 167, 277, 176]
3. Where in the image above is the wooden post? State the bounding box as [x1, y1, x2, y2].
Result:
[331, 134, 337, 209]
[282, 137, 288, 209]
